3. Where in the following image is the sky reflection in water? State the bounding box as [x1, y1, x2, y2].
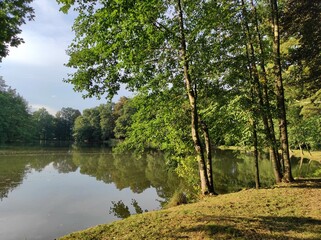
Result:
[0, 147, 320, 240]
[0, 150, 170, 240]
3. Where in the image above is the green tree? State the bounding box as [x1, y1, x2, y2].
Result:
[0, 77, 32, 143]
[270, 0, 293, 182]
[32, 108, 55, 140]
[98, 103, 115, 141]
[113, 97, 136, 140]
[57, 0, 301, 190]
[73, 115, 92, 143]
[239, 0, 281, 184]
[0, 0, 34, 61]
[55, 107, 81, 141]
[73, 104, 116, 143]
[281, 0, 321, 152]
[282, 0, 321, 98]
[57, 0, 240, 195]
[73, 108, 101, 142]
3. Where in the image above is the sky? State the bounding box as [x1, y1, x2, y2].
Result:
[0, 0, 131, 115]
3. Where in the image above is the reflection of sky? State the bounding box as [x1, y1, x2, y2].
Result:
[0, 163, 160, 240]
[0, 0, 131, 115]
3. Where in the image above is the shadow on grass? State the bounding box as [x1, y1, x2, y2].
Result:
[168, 215, 321, 240]
[278, 178, 321, 189]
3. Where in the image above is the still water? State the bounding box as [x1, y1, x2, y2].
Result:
[0, 146, 320, 240]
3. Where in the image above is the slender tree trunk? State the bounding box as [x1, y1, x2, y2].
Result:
[241, 0, 282, 183]
[200, 120, 217, 194]
[253, 118, 260, 189]
[177, 0, 214, 195]
[270, 0, 294, 182]
[250, 0, 282, 176]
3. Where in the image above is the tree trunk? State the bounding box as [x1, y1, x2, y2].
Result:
[200, 119, 217, 194]
[177, 0, 214, 195]
[253, 119, 260, 189]
[241, 0, 282, 183]
[250, 0, 282, 178]
[270, 0, 294, 182]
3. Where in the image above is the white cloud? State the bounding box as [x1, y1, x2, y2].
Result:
[6, 31, 69, 67]
[30, 104, 58, 116]
[4, 0, 75, 67]
[0, 0, 131, 116]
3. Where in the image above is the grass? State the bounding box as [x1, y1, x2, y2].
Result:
[290, 149, 321, 162]
[59, 179, 321, 240]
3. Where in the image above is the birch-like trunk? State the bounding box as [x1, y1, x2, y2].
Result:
[270, 0, 294, 182]
[241, 0, 282, 183]
[177, 0, 214, 195]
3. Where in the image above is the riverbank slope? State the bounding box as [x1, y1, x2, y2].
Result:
[59, 179, 321, 240]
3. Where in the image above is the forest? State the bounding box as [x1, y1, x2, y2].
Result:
[1, 0, 321, 195]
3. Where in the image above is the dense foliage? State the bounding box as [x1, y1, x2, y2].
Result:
[0, 0, 34, 61]
[54, 0, 321, 192]
[0, 78, 82, 143]
[1, 0, 320, 194]
[0, 77, 32, 143]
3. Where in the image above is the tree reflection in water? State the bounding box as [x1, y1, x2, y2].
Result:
[109, 199, 147, 219]
[109, 200, 130, 219]
[1, 147, 321, 202]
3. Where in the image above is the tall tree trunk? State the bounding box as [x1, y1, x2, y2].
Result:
[177, 0, 214, 195]
[250, 0, 282, 178]
[200, 120, 217, 194]
[252, 118, 260, 189]
[241, 0, 282, 183]
[270, 0, 294, 182]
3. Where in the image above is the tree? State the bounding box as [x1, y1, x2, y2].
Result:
[57, 0, 299, 190]
[281, 0, 321, 153]
[0, 77, 32, 143]
[73, 104, 116, 143]
[98, 103, 115, 141]
[0, 0, 34, 61]
[55, 107, 81, 141]
[282, 0, 321, 98]
[73, 108, 101, 142]
[270, 0, 293, 182]
[239, 0, 282, 184]
[73, 114, 93, 143]
[32, 108, 55, 140]
[113, 97, 136, 140]
[57, 0, 230, 195]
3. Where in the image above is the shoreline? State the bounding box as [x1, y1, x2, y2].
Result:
[59, 178, 321, 240]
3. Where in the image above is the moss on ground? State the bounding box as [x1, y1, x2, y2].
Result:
[59, 179, 321, 240]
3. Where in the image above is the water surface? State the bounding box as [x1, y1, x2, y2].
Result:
[0, 147, 178, 240]
[0, 146, 320, 240]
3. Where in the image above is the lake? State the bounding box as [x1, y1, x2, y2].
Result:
[0, 145, 320, 240]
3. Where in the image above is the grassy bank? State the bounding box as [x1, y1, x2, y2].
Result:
[59, 179, 321, 240]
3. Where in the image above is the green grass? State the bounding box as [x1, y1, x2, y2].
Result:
[59, 179, 321, 240]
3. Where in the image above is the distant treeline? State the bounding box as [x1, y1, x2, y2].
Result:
[0, 77, 132, 144]
[1, 74, 321, 151]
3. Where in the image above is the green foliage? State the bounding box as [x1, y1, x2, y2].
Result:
[0, 77, 33, 143]
[114, 91, 192, 157]
[288, 107, 321, 150]
[0, 0, 34, 61]
[32, 108, 55, 140]
[57, 0, 170, 98]
[73, 108, 101, 142]
[109, 200, 131, 219]
[99, 103, 115, 140]
[56, 0, 321, 187]
[282, 0, 321, 98]
[73, 103, 116, 143]
[113, 97, 135, 139]
[55, 107, 81, 141]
